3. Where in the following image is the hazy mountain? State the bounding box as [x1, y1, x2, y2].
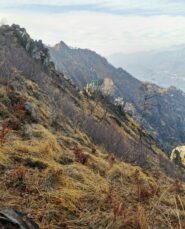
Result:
[108, 45, 185, 91]
[49, 41, 185, 153]
[49, 41, 141, 100]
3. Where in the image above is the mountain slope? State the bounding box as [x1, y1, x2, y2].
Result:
[49, 42, 185, 154]
[108, 46, 185, 92]
[1, 24, 185, 229]
[49, 41, 141, 101]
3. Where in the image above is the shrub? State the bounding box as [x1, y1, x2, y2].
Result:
[73, 146, 89, 165]
[159, 154, 185, 182]
[82, 116, 149, 167]
[42, 169, 63, 191]
[171, 180, 183, 194]
[134, 170, 157, 201]
[0, 121, 11, 143]
[5, 166, 27, 191]
[8, 96, 26, 120]
[111, 194, 124, 218]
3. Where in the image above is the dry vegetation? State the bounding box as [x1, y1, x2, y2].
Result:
[0, 76, 185, 229]
[1, 25, 185, 229]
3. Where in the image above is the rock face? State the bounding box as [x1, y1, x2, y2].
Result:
[12, 24, 50, 66]
[49, 41, 185, 154]
[171, 146, 185, 167]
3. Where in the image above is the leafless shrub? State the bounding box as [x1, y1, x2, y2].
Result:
[159, 155, 185, 182]
[52, 94, 150, 167]
[76, 114, 148, 167]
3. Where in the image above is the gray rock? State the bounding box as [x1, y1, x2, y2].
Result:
[0, 208, 39, 229]
[24, 102, 40, 122]
[12, 24, 51, 67]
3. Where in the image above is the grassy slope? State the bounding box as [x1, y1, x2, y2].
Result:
[0, 76, 185, 229]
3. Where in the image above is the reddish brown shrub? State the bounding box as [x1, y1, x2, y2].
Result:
[5, 166, 27, 191]
[111, 194, 124, 218]
[136, 205, 148, 229]
[0, 121, 12, 143]
[108, 155, 116, 167]
[10, 166, 27, 181]
[134, 170, 157, 201]
[12, 97, 26, 119]
[73, 146, 89, 165]
[171, 180, 183, 194]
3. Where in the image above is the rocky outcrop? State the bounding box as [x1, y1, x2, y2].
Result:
[11, 24, 52, 67]
[24, 101, 40, 123]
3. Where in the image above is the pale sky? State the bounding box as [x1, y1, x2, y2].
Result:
[1, 0, 185, 55]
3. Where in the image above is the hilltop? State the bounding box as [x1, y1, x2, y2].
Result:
[0, 24, 185, 228]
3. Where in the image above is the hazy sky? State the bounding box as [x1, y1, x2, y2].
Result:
[1, 0, 185, 55]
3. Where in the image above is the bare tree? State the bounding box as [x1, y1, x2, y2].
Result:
[84, 78, 115, 118]
[84, 80, 102, 114]
[114, 97, 127, 113]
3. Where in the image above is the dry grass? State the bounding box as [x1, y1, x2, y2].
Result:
[1, 128, 185, 228]
[0, 82, 185, 229]
[8, 125, 61, 161]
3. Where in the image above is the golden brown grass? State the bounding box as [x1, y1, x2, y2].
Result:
[0, 82, 185, 229]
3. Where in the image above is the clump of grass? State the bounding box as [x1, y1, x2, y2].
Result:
[134, 170, 158, 201]
[11, 125, 61, 161]
[64, 163, 109, 196]
[108, 164, 125, 181]
[41, 168, 63, 191]
[136, 205, 149, 229]
[0, 147, 9, 169]
[5, 165, 27, 191]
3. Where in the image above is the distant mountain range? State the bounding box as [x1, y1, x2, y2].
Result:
[49, 42, 185, 153]
[108, 45, 185, 92]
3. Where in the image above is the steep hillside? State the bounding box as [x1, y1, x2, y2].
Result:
[108, 46, 185, 92]
[49, 41, 141, 101]
[49, 42, 185, 154]
[1, 24, 185, 229]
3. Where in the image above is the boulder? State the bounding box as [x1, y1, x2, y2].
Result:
[170, 146, 185, 167]
[24, 102, 40, 122]
[0, 208, 39, 229]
